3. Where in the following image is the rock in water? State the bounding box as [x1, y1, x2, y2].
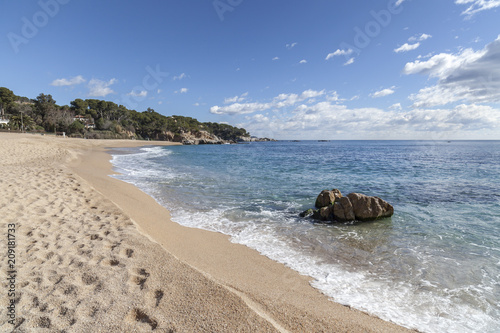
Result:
[299, 208, 315, 218]
[301, 188, 393, 223]
[315, 189, 342, 208]
[332, 196, 355, 222]
[346, 193, 394, 221]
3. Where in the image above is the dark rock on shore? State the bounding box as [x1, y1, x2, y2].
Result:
[300, 188, 393, 223]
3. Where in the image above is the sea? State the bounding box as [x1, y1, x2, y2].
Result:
[110, 140, 500, 333]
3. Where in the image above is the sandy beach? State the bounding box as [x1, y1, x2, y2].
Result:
[0, 133, 413, 332]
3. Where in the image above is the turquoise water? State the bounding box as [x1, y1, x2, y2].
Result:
[111, 141, 500, 332]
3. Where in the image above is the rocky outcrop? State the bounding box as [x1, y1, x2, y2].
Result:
[300, 188, 393, 223]
[347, 193, 394, 221]
[237, 136, 277, 143]
[333, 196, 356, 222]
[158, 130, 231, 145]
[315, 189, 342, 208]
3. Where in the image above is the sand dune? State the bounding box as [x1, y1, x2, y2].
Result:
[0, 133, 411, 332]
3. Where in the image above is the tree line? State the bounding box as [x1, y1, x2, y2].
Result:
[0, 87, 250, 141]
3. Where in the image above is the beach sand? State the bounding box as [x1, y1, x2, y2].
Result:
[0, 133, 413, 332]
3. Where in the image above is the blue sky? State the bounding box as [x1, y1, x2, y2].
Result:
[1, 0, 499, 139]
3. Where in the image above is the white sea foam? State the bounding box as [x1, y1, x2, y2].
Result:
[161, 206, 499, 333]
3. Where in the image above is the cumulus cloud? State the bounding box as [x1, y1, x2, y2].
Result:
[371, 87, 396, 98]
[299, 59, 307, 64]
[51, 75, 86, 86]
[389, 103, 403, 110]
[455, 0, 500, 17]
[127, 90, 148, 97]
[272, 57, 279, 61]
[286, 42, 298, 49]
[241, 100, 500, 140]
[325, 49, 353, 60]
[210, 89, 326, 115]
[394, 42, 420, 53]
[403, 35, 500, 107]
[88, 78, 116, 97]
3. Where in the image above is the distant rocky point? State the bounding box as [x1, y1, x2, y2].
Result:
[166, 131, 276, 145]
[300, 189, 394, 223]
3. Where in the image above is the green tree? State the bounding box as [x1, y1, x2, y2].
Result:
[32, 93, 57, 129]
[68, 120, 85, 134]
[70, 98, 88, 115]
[0, 87, 15, 117]
[9, 115, 35, 131]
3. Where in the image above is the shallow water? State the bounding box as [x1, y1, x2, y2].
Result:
[111, 141, 500, 332]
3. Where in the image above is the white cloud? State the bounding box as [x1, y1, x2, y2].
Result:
[455, 0, 500, 17]
[299, 59, 307, 64]
[272, 56, 279, 61]
[127, 90, 148, 97]
[371, 87, 396, 98]
[403, 35, 500, 107]
[409, 33, 432, 42]
[344, 57, 355, 66]
[325, 49, 353, 60]
[173, 73, 187, 80]
[224, 92, 248, 104]
[210, 89, 326, 115]
[395, 0, 407, 5]
[241, 101, 500, 140]
[394, 42, 420, 53]
[286, 42, 298, 49]
[88, 78, 116, 97]
[175, 88, 188, 94]
[210, 102, 272, 115]
[300, 89, 325, 99]
[389, 103, 403, 110]
[51, 75, 85, 86]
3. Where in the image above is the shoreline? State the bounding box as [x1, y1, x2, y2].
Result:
[1, 133, 413, 332]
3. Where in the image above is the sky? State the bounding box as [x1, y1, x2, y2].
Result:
[1, 0, 500, 140]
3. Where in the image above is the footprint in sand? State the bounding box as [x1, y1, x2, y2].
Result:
[125, 248, 134, 258]
[128, 308, 159, 330]
[130, 268, 150, 290]
[154, 290, 164, 307]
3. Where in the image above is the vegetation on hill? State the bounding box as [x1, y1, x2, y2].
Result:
[0, 87, 251, 142]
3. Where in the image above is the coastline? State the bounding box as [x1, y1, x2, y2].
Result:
[1, 133, 412, 332]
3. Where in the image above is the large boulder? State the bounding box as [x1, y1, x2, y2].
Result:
[332, 196, 355, 222]
[347, 193, 394, 221]
[301, 189, 394, 223]
[315, 189, 342, 208]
